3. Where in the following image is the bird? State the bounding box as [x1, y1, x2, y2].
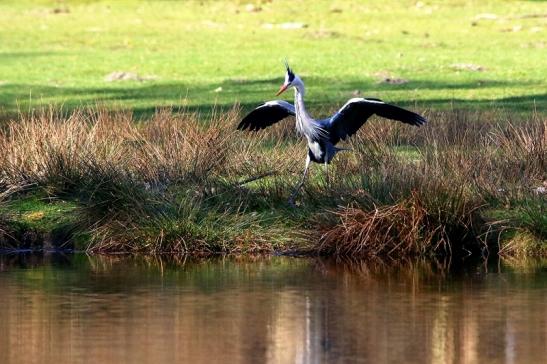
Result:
[237, 62, 426, 206]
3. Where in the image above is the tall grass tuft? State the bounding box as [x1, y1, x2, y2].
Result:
[0, 107, 302, 252]
[0, 106, 544, 256]
[315, 110, 545, 258]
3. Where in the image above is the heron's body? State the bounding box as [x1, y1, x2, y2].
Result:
[237, 63, 426, 205]
[292, 85, 339, 164]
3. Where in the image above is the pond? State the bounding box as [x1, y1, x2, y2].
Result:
[0, 254, 546, 364]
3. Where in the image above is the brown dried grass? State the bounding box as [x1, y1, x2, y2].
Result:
[0, 106, 544, 256]
[0, 106, 304, 252]
[316, 196, 431, 258]
[315, 110, 545, 258]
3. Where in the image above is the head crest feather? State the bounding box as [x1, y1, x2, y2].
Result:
[284, 60, 295, 82]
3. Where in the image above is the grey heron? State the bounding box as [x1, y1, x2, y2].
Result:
[237, 63, 426, 205]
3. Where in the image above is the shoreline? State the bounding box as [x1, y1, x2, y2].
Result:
[1, 203, 545, 259]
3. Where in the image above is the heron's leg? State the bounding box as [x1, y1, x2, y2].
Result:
[288, 155, 311, 206]
[324, 160, 329, 185]
[324, 147, 334, 185]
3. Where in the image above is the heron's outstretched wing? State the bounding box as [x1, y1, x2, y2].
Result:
[328, 98, 426, 144]
[237, 100, 295, 131]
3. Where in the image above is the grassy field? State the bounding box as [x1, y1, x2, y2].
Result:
[0, 0, 546, 118]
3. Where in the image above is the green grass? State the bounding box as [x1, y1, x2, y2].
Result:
[0, 193, 82, 249]
[0, 0, 546, 119]
[1, 195, 77, 232]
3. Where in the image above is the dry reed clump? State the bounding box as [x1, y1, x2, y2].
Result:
[0, 107, 302, 252]
[0, 106, 544, 256]
[315, 192, 481, 259]
[0, 108, 239, 189]
[316, 196, 432, 258]
[0, 107, 302, 199]
[315, 110, 545, 258]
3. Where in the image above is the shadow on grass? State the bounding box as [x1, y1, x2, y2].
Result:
[0, 51, 59, 60]
[1, 77, 545, 120]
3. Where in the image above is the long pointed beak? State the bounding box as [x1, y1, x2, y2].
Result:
[276, 84, 289, 96]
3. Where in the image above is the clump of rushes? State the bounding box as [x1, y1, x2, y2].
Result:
[315, 110, 545, 258]
[315, 192, 482, 259]
[0, 107, 304, 253]
[0, 106, 544, 257]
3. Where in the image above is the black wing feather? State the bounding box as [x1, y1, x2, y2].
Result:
[328, 98, 426, 144]
[237, 101, 295, 131]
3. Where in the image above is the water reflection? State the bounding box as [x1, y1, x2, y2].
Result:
[0, 254, 546, 364]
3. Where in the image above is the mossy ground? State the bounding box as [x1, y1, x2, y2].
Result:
[2, 195, 77, 232]
[1, 188, 545, 257]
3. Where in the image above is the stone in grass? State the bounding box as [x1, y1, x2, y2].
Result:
[379, 77, 408, 85]
[104, 71, 158, 82]
[473, 13, 498, 21]
[51, 7, 70, 14]
[501, 25, 523, 33]
[373, 71, 409, 85]
[451, 63, 486, 72]
[245, 4, 262, 13]
[262, 22, 308, 30]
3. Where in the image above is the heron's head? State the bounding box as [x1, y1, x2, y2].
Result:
[276, 62, 302, 96]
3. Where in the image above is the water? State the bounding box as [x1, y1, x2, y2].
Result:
[0, 254, 546, 364]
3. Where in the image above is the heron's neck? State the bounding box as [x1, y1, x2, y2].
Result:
[293, 83, 321, 140]
[293, 85, 311, 121]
